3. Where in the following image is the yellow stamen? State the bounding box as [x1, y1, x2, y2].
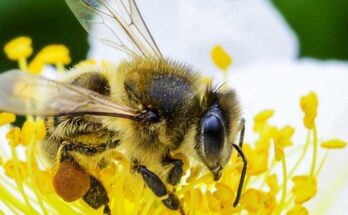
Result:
[76, 59, 97, 67]
[206, 191, 220, 212]
[243, 144, 268, 175]
[253, 109, 274, 132]
[288, 130, 311, 178]
[6, 127, 21, 148]
[213, 182, 235, 204]
[321, 139, 346, 149]
[4, 36, 33, 71]
[273, 125, 294, 161]
[28, 45, 71, 74]
[310, 125, 318, 176]
[286, 204, 308, 215]
[315, 150, 329, 177]
[300, 92, 318, 129]
[211, 45, 233, 72]
[0, 112, 16, 127]
[266, 174, 278, 194]
[291, 175, 317, 204]
[6, 154, 37, 214]
[277, 155, 288, 215]
[0, 179, 33, 214]
[26, 129, 48, 215]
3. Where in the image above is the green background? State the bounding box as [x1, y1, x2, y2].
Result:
[0, 0, 88, 72]
[0, 0, 347, 72]
[272, 0, 348, 60]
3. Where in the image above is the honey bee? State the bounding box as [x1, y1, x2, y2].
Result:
[0, 0, 247, 214]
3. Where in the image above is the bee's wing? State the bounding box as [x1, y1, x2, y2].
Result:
[0, 70, 137, 119]
[65, 0, 162, 58]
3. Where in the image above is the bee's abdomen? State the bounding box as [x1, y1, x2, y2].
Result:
[41, 71, 118, 162]
[43, 115, 117, 160]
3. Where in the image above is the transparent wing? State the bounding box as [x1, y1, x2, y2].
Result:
[66, 0, 162, 57]
[0, 70, 137, 119]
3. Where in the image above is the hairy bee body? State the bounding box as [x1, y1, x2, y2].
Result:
[43, 57, 240, 182]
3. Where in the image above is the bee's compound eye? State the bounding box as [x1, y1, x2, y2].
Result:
[202, 115, 225, 157]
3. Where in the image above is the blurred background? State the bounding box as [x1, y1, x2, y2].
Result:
[0, 0, 347, 71]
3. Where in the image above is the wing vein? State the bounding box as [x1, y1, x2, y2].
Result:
[65, 0, 162, 57]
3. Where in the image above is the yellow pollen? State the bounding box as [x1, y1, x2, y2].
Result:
[291, 175, 317, 204]
[3, 160, 29, 181]
[286, 205, 308, 215]
[253, 109, 274, 132]
[243, 144, 268, 175]
[28, 45, 71, 74]
[76, 59, 97, 67]
[213, 182, 235, 203]
[273, 125, 295, 161]
[6, 127, 21, 148]
[241, 188, 276, 214]
[254, 109, 274, 122]
[286, 204, 309, 215]
[211, 45, 233, 72]
[300, 92, 318, 129]
[206, 191, 220, 212]
[4, 36, 33, 61]
[20, 120, 47, 146]
[320, 139, 346, 149]
[0, 112, 16, 126]
[266, 174, 278, 194]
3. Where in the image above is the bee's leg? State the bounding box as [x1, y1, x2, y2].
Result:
[133, 164, 181, 211]
[57, 143, 112, 215]
[162, 152, 184, 186]
[60, 139, 120, 157]
[83, 176, 111, 215]
[54, 146, 91, 202]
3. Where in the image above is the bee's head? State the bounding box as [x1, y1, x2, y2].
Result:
[195, 89, 241, 181]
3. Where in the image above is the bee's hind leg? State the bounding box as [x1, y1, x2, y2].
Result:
[132, 164, 182, 211]
[55, 142, 112, 215]
[83, 176, 111, 215]
[238, 118, 245, 149]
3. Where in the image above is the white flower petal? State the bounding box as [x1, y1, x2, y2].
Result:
[229, 59, 348, 214]
[230, 59, 348, 141]
[88, 0, 298, 71]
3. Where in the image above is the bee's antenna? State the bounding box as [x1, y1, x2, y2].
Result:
[238, 118, 245, 152]
[232, 119, 247, 207]
[232, 143, 247, 207]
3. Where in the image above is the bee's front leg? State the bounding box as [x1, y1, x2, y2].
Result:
[161, 152, 184, 186]
[133, 164, 181, 211]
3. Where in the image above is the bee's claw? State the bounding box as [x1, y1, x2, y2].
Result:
[103, 204, 111, 215]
